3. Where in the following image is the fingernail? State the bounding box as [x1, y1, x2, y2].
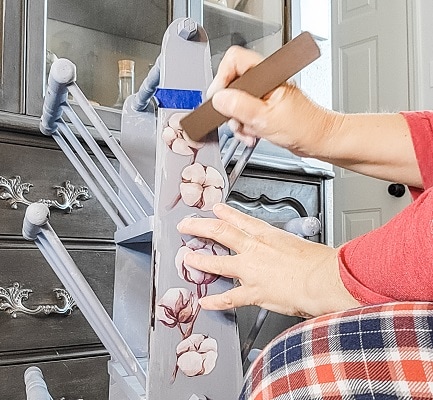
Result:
[233, 131, 256, 148]
[213, 203, 225, 213]
[212, 90, 228, 110]
[184, 252, 193, 263]
[176, 220, 185, 231]
[206, 84, 217, 99]
[245, 136, 256, 148]
[227, 118, 241, 135]
[206, 77, 223, 99]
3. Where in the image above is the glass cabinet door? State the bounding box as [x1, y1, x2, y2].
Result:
[0, 0, 24, 113]
[203, 0, 286, 72]
[46, 0, 168, 109]
[26, 0, 170, 129]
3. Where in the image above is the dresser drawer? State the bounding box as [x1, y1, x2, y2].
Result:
[0, 355, 110, 400]
[228, 167, 324, 365]
[0, 135, 116, 240]
[0, 247, 115, 353]
[228, 168, 322, 228]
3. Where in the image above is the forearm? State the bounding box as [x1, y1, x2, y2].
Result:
[208, 46, 422, 187]
[213, 84, 422, 187]
[313, 112, 422, 188]
[300, 244, 361, 317]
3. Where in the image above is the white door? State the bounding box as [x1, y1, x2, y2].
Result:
[332, 0, 412, 246]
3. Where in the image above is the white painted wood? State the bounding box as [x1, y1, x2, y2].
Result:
[407, 0, 433, 111]
[331, 0, 412, 245]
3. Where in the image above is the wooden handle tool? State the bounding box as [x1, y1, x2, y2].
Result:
[180, 31, 321, 142]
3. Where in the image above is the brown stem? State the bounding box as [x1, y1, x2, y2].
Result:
[202, 284, 208, 298]
[177, 322, 186, 337]
[172, 284, 210, 382]
[166, 193, 182, 211]
[182, 283, 209, 339]
[183, 303, 201, 339]
[192, 149, 198, 164]
[172, 363, 179, 382]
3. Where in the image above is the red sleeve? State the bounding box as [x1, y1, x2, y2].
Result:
[338, 111, 433, 305]
[400, 111, 433, 190]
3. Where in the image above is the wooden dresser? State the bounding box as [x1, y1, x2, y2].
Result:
[0, 128, 115, 399]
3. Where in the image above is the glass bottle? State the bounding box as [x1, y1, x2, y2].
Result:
[208, 0, 228, 6]
[113, 59, 135, 109]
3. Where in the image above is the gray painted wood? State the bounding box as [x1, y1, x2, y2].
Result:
[0, 247, 115, 353]
[148, 19, 242, 400]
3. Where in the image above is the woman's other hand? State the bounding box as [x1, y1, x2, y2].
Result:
[177, 203, 360, 318]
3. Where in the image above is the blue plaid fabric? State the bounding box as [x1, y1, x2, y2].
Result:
[239, 302, 433, 400]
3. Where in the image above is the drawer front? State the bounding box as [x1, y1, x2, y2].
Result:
[0, 137, 116, 240]
[229, 171, 321, 229]
[0, 247, 115, 353]
[229, 168, 323, 364]
[0, 355, 110, 400]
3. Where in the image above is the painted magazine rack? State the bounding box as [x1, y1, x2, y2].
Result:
[24, 18, 321, 399]
[23, 18, 257, 400]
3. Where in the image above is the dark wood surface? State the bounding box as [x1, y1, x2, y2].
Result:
[0, 130, 115, 397]
[0, 355, 110, 399]
[0, 133, 116, 240]
[228, 166, 322, 368]
[0, 247, 115, 354]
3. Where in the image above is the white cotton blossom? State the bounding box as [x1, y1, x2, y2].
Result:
[180, 163, 224, 211]
[176, 334, 218, 377]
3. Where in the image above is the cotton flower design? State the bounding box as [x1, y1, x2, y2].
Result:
[175, 237, 226, 296]
[188, 395, 207, 400]
[159, 112, 224, 383]
[156, 288, 197, 329]
[162, 112, 204, 159]
[180, 163, 224, 211]
[176, 334, 218, 377]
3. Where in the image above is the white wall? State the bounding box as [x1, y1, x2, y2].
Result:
[410, 1, 433, 110]
[296, 0, 333, 171]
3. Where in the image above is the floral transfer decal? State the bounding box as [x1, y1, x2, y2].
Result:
[169, 163, 225, 211]
[157, 236, 225, 380]
[156, 288, 198, 333]
[175, 237, 224, 295]
[163, 113, 204, 161]
[176, 334, 217, 378]
[156, 111, 227, 382]
[180, 163, 224, 211]
[163, 112, 225, 212]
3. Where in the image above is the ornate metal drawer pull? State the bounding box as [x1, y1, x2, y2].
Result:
[227, 191, 307, 216]
[0, 282, 77, 318]
[0, 175, 90, 212]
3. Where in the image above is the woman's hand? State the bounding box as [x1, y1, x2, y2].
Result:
[207, 46, 340, 157]
[177, 203, 360, 318]
[208, 45, 422, 187]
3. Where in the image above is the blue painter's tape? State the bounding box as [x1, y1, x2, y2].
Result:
[154, 88, 202, 110]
